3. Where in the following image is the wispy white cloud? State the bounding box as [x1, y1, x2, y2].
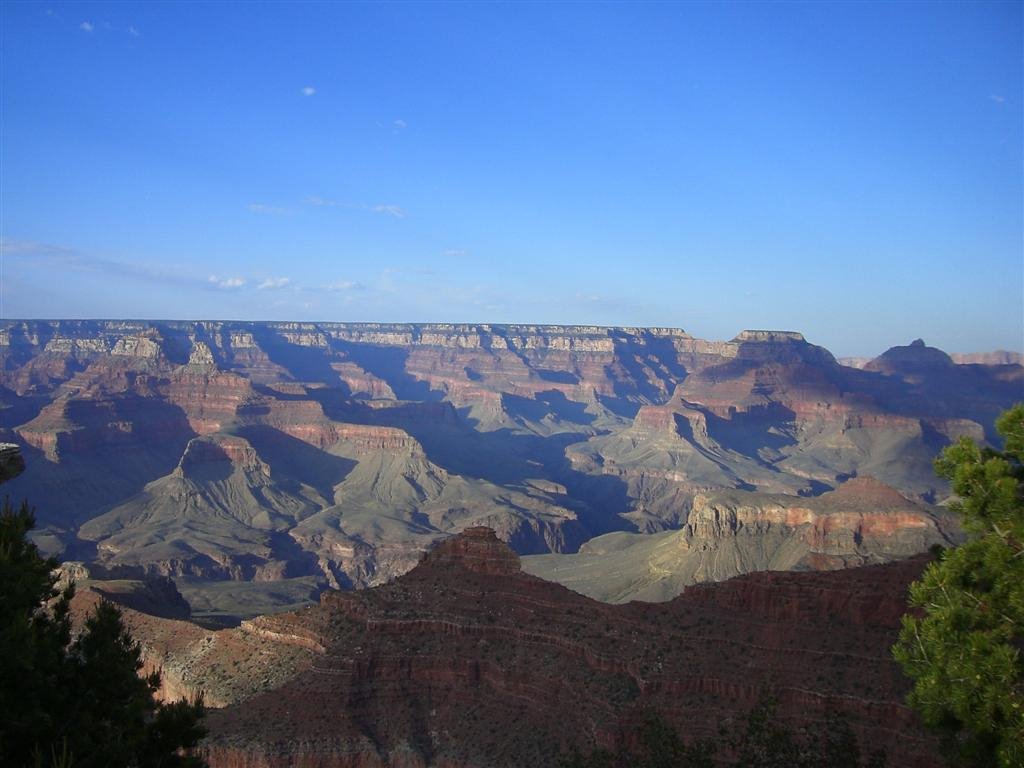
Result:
[306, 196, 406, 219]
[371, 204, 406, 218]
[393, 119, 407, 129]
[257, 277, 291, 290]
[69, 17, 139, 38]
[2, 238, 238, 291]
[301, 85, 316, 97]
[1, 239, 70, 257]
[248, 202, 291, 215]
[443, 249, 468, 258]
[208, 275, 245, 290]
[989, 93, 1006, 104]
[324, 279, 365, 292]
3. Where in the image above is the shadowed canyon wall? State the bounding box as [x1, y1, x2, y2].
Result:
[3, 321, 1019, 613]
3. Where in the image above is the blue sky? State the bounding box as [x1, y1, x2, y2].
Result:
[1, 1, 1021, 356]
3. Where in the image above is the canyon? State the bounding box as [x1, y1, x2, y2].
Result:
[1, 320, 1020, 617]
[67, 527, 944, 767]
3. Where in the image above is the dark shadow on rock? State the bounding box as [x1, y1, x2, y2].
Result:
[842, 364, 1018, 443]
[3, 321, 57, 365]
[0, 387, 53, 430]
[249, 326, 343, 386]
[6, 397, 197, 530]
[609, 332, 684, 402]
[796, 478, 834, 497]
[536, 368, 579, 385]
[500, 393, 555, 424]
[596, 394, 642, 419]
[178, 440, 236, 484]
[641, 331, 690, 382]
[235, 425, 357, 502]
[330, 340, 445, 402]
[535, 390, 596, 425]
[63, 536, 99, 563]
[152, 323, 193, 365]
[702, 404, 799, 457]
[266, 529, 326, 578]
[338, 404, 634, 545]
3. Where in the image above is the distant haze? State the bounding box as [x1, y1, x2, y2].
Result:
[0, 2, 1020, 357]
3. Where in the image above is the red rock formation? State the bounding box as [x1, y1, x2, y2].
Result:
[163, 371, 253, 434]
[196, 529, 941, 768]
[419, 526, 522, 575]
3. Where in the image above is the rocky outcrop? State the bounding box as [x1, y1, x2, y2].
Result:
[194, 528, 941, 767]
[419, 526, 522, 575]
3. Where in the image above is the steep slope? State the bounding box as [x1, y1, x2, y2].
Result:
[79, 423, 581, 594]
[67, 573, 318, 708]
[189, 528, 941, 768]
[288, 424, 583, 589]
[77, 433, 330, 581]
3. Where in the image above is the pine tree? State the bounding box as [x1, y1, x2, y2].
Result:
[893, 405, 1024, 768]
[0, 497, 207, 767]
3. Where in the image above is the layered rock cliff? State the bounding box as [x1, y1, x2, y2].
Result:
[183, 528, 942, 767]
[522, 476, 954, 602]
[2, 320, 1019, 615]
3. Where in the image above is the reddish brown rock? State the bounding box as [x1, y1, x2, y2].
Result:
[194, 529, 941, 768]
[419, 526, 522, 575]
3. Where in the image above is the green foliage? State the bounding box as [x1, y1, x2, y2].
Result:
[0, 498, 75, 764]
[0, 497, 207, 768]
[893, 405, 1024, 768]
